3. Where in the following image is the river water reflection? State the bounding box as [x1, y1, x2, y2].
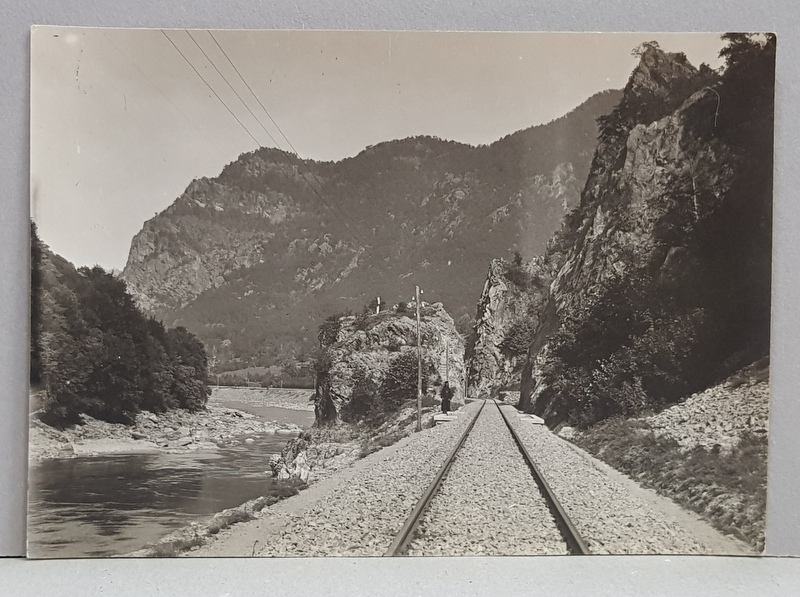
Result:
[28, 406, 314, 558]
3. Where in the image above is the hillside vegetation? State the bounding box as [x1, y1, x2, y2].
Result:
[313, 300, 464, 426]
[31, 224, 211, 426]
[120, 91, 621, 375]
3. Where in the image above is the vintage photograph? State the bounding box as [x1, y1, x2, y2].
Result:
[29, 29, 774, 558]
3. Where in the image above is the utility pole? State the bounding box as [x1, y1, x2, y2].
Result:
[445, 339, 450, 385]
[416, 285, 422, 432]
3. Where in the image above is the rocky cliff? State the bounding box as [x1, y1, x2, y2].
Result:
[465, 257, 554, 397]
[468, 38, 774, 427]
[315, 301, 465, 425]
[120, 91, 621, 372]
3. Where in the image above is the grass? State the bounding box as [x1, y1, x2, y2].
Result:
[573, 418, 767, 551]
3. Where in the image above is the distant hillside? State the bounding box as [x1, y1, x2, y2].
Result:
[121, 90, 621, 372]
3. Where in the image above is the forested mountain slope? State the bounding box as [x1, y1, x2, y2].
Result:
[121, 90, 621, 373]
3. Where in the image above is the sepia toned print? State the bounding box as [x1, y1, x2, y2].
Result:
[29, 29, 774, 558]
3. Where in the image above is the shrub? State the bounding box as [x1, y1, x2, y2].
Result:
[340, 367, 380, 423]
[380, 350, 430, 412]
[500, 320, 536, 356]
[505, 263, 532, 288]
[317, 314, 342, 347]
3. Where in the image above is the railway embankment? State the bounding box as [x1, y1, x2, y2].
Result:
[182, 399, 748, 557]
[189, 401, 481, 557]
[570, 360, 769, 551]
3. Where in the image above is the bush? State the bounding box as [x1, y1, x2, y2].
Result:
[340, 367, 380, 423]
[380, 350, 430, 412]
[500, 320, 536, 356]
[505, 263, 532, 288]
[317, 314, 342, 347]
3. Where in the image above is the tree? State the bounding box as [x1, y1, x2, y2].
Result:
[317, 314, 342, 347]
[381, 350, 431, 412]
[166, 326, 211, 411]
[36, 249, 212, 425]
[30, 221, 43, 384]
[631, 40, 660, 57]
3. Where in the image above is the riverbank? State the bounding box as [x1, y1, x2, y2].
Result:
[29, 403, 303, 463]
[270, 401, 451, 483]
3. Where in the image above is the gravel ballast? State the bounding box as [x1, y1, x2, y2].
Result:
[406, 402, 566, 556]
[502, 405, 722, 554]
[255, 402, 482, 556]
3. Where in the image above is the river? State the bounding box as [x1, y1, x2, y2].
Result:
[27, 405, 315, 558]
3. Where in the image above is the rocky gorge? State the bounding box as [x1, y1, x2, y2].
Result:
[119, 91, 622, 375]
[461, 38, 774, 550]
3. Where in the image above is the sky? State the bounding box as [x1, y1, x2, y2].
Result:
[30, 29, 727, 270]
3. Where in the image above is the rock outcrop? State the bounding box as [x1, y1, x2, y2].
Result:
[315, 301, 465, 424]
[466, 257, 553, 398]
[505, 40, 774, 427]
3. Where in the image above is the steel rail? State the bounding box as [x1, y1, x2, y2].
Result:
[494, 400, 591, 555]
[384, 400, 486, 556]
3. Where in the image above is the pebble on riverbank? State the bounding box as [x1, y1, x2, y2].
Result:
[28, 405, 303, 462]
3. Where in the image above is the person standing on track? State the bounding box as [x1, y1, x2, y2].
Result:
[440, 381, 453, 415]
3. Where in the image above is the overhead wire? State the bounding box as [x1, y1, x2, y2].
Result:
[160, 29, 263, 149]
[203, 30, 366, 245]
[100, 31, 229, 162]
[206, 32, 330, 192]
[182, 30, 350, 232]
[161, 28, 365, 246]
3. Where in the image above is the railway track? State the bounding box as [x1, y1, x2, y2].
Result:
[384, 399, 590, 556]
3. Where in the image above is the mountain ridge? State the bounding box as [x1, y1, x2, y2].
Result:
[121, 89, 621, 373]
